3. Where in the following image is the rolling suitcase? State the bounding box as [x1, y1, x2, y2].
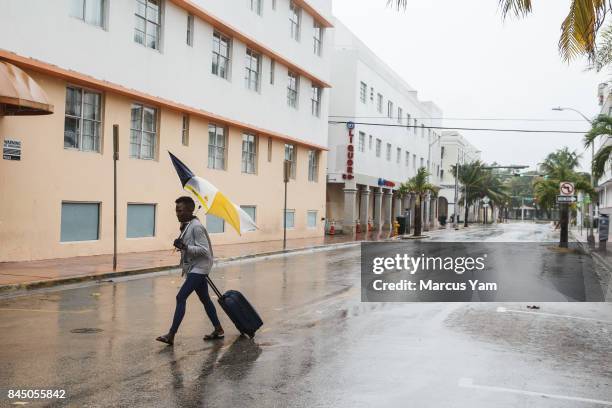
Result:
[202, 227, 263, 338]
[206, 276, 264, 338]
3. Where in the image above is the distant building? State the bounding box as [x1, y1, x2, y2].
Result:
[326, 19, 443, 233]
[595, 82, 612, 216]
[438, 131, 480, 223]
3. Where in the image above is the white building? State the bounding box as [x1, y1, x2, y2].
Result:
[438, 131, 481, 223]
[326, 20, 443, 234]
[0, 0, 333, 261]
[595, 82, 612, 216]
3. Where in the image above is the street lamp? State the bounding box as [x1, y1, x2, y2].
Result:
[551, 106, 595, 242]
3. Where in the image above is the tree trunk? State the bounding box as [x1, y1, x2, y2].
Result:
[464, 202, 469, 227]
[414, 195, 422, 236]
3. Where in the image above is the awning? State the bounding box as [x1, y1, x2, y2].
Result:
[0, 61, 53, 115]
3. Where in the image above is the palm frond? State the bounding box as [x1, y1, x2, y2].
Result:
[499, 0, 533, 18]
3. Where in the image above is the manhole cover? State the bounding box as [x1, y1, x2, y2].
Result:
[70, 328, 103, 334]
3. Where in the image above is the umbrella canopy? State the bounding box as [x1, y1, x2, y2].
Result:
[169, 152, 258, 235]
[0, 61, 54, 116]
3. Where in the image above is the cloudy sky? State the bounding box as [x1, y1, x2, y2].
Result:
[331, 0, 611, 172]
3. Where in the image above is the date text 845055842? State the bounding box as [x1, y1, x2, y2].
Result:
[7, 390, 66, 399]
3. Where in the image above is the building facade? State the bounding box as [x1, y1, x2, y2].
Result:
[0, 0, 332, 262]
[326, 20, 443, 234]
[438, 131, 481, 223]
[595, 82, 612, 216]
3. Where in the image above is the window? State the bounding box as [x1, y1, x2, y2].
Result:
[285, 144, 296, 179]
[270, 59, 275, 84]
[127, 204, 156, 238]
[413, 154, 416, 169]
[440, 169, 444, 179]
[241, 206, 256, 223]
[208, 124, 226, 170]
[421, 124, 425, 138]
[60, 202, 100, 242]
[242, 133, 257, 174]
[386, 143, 391, 161]
[427, 160, 430, 171]
[308, 150, 319, 182]
[376, 139, 381, 157]
[245, 48, 261, 91]
[420, 157, 424, 168]
[441, 146, 445, 159]
[287, 71, 299, 108]
[397, 107, 403, 123]
[311, 85, 321, 117]
[134, 0, 161, 50]
[70, 0, 105, 27]
[250, 0, 262, 15]
[212, 31, 231, 79]
[407, 113, 411, 131]
[396, 147, 401, 164]
[313, 22, 322, 55]
[267, 137, 272, 162]
[360, 82, 367, 103]
[358, 132, 365, 152]
[64, 86, 102, 152]
[289, 1, 301, 41]
[186, 14, 194, 46]
[207, 214, 225, 233]
[130, 103, 157, 159]
[284, 210, 295, 229]
[307, 211, 317, 228]
[377, 93, 383, 113]
[437, 164, 440, 177]
[387, 101, 393, 118]
[181, 115, 189, 146]
[405, 151, 410, 167]
[272, 0, 277, 9]
[370, 87, 374, 101]
[414, 119, 418, 134]
[369, 135, 373, 150]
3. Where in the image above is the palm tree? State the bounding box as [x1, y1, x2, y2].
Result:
[534, 147, 594, 217]
[388, 0, 611, 66]
[399, 167, 438, 236]
[450, 160, 486, 227]
[584, 115, 612, 178]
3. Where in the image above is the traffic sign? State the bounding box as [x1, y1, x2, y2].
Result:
[557, 195, 577, 203]
[560, 181, 575, 196]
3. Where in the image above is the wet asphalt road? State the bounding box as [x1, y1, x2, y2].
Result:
[0, 222, 611, 407]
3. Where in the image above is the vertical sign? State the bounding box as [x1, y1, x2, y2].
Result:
[3, 139, 21, 160]
[343, 122, 355, 180]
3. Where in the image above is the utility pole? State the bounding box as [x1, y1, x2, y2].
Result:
[112, 125, 119, 271]
[283, 160, 291, 250]
[453, 148, 460, 230]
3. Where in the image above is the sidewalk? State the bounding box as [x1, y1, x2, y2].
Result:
[0, 231, 397, 293]
[571, 227, 612, 300]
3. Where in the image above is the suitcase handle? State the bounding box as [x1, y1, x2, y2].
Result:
[202, 227, 223, 298]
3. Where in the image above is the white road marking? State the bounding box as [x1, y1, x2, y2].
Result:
[459, 377, 612, 406]
[496, 307, 612, 324]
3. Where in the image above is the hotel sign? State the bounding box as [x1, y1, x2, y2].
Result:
[3, 139, 21, 161]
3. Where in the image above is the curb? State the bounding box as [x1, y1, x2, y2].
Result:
[0, 240, 366, 294]
[570, 231, 612, 289]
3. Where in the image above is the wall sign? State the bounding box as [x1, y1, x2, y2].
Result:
[342, 124, 355, 180]
[378, 178, 396, 188]
[3, 139, 21, 161]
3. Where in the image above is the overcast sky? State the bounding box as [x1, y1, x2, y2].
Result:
[332, 0, 611, 172]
